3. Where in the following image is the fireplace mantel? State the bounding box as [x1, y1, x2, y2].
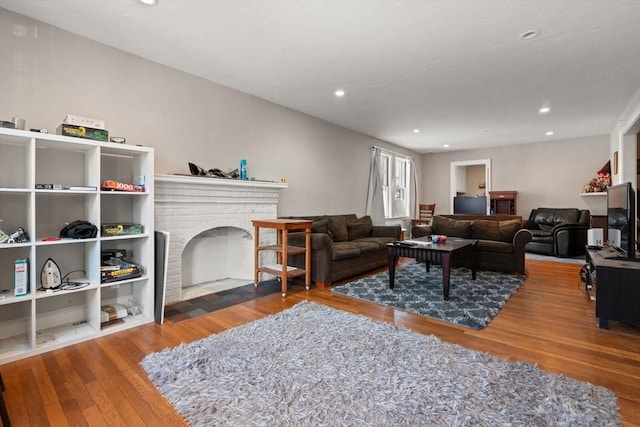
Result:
[155, 174, 288, 190]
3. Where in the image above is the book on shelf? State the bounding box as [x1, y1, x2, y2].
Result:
[57, 123, 109, 142]
[63, 114, 106, 130]
[63, 185, 97, 191]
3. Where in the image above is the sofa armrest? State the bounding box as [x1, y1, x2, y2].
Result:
[411, 225, 432, 238]
[508, 229, 532, 274]
[371, 225, 402, 239]
[288, 232, 334, 283]
[513, 228, 533, 248]
[551, 223, 587, 234]
[288, 232, 332, 253]
[552, 223, 588, 257]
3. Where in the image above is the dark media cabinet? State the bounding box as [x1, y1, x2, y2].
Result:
[489, 191, 517, 215]
[586, 248, 640, 329]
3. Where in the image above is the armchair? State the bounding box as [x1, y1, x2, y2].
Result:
[523, 208, 590, 257]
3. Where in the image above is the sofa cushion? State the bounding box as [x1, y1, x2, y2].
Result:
[470, 220, 499, 241]
[498, 219, 522, 241]
[531, 208, 580, 226]
[353, 237, 396, 250]
[432, 216, 472, 238]
[348, 240, 381, 254]
[530, 229, 551, 238]
[347, 216, 373, 240]
[471, 219, 521, 243]
[530, 229, 554, 243]
[538, 224, 554, 232]
[331, 241, 362, 260]
[311, 219, 329, 234]
[327, 215, 349, 242]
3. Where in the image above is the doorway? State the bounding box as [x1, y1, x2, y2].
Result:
[450, 159, 492, 214]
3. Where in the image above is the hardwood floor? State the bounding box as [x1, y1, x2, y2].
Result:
[1, 259, 639, 426]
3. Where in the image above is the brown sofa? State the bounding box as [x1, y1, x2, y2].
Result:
[411, 214, 532, 274]
[281, 214, 401, 288]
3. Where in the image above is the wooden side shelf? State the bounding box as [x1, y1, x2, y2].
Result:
[258, 265, 306, 278]
[252, 219, 312, 297]
[256, 244, 307, 256]
[489, 191, 517, 215]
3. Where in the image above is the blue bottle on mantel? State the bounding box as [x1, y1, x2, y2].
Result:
[240, 159, 247, 180]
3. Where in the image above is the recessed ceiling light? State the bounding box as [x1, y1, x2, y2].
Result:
[443, 144, 450, 148]
[539, 107, 550, 113]
[334, 89, 345, 97]
[413, 129, 420, 134]
[520, 30, 539, 40]
[546, 131, 554, 136]
[140, 0, 158, 4]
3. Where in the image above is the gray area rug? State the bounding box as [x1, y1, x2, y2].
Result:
[333, 262, 526, 329]
[141, 302, 620, 426]
[525, 252, 586, 264]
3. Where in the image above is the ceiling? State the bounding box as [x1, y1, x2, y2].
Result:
[1, 0, 639, 153]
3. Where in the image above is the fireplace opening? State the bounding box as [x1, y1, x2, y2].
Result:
[180, 226, 254, 300]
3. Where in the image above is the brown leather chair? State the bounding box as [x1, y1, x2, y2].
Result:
[411, 203, 436, 227]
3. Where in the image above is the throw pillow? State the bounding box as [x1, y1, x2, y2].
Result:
[311, 219, 329, 234]
[471, 220, 501, 241]
[432, 216, 472, 238]
[497, 219, 522, 242]
[347, 216, 373, 240]
[327, 215, 349, 242]
[471, 219, 522, 243]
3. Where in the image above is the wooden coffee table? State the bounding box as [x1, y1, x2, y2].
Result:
[387, 237, 477, 300]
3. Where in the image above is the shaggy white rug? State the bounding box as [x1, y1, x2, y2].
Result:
[141, 302, 620, 426]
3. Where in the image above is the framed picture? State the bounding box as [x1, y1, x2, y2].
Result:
[613, 151, 618, 175]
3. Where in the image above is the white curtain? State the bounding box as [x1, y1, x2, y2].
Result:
[365, 147, 386, 225]
[410, 157, 419, 219]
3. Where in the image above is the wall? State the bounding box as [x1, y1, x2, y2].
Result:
[463, 165, 486, 197]
[2, 8, 633, 222]
[0, 8, 418, 218]
[421, 135, 610, 217]
[609, 88, 640, 187]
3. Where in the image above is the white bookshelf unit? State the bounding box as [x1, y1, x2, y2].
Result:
[0, 127, 154, 364]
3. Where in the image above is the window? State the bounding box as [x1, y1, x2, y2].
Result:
[381, 150, 411, 218]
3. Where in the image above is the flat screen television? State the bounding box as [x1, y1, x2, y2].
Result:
[607, 182, 636, 260]
[453, 196, 487, 215]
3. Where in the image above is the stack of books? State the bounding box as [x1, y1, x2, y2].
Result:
[100, 250, 142, 283]
[57, 114, 109, 142]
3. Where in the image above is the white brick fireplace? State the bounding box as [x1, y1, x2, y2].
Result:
[155, 174, 287, 304]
